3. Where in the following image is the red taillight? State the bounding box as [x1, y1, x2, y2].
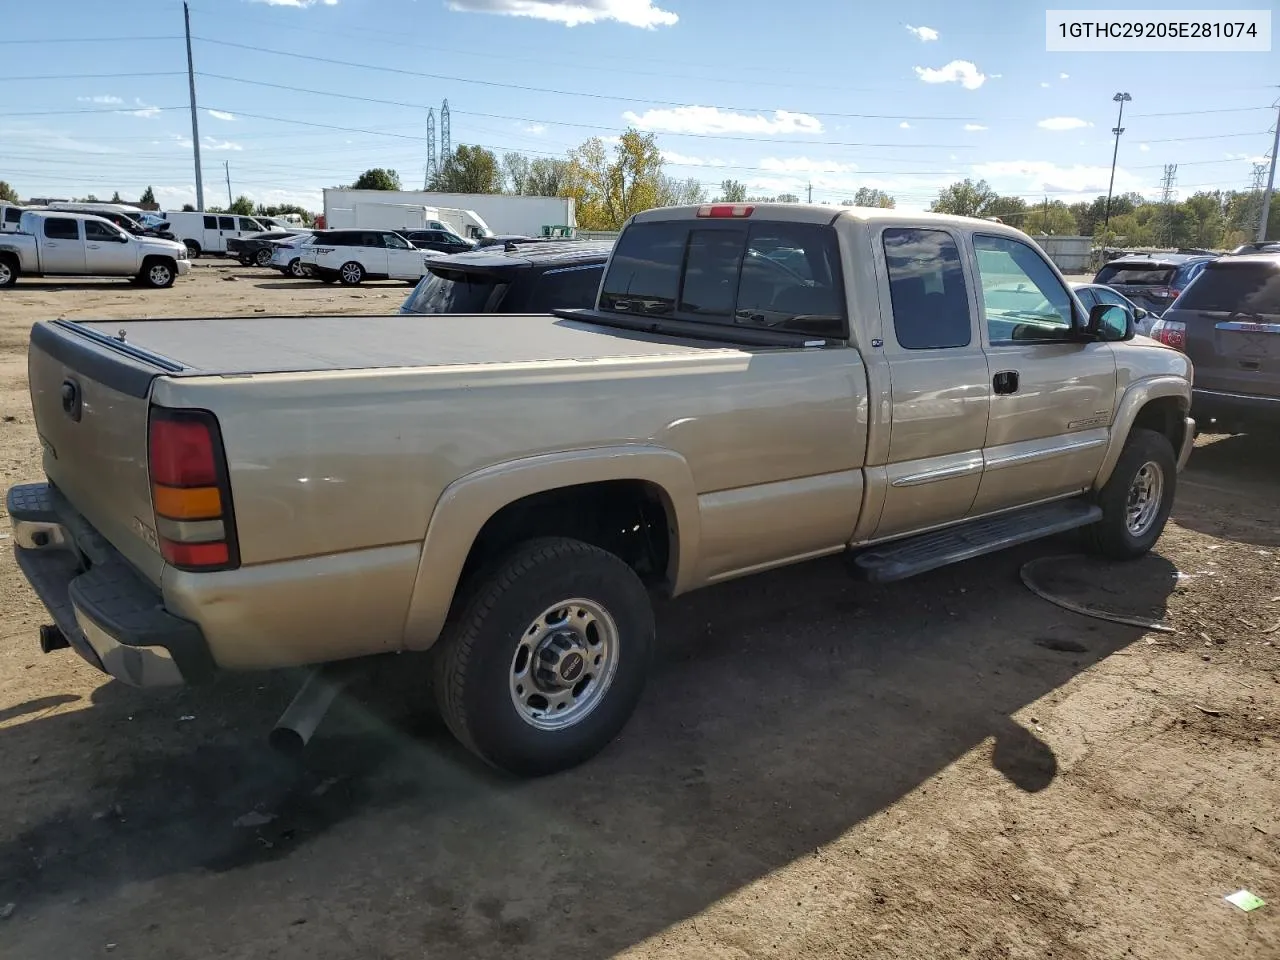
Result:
[696, 204, 755, 219]
[148, 408, 237, 571]
[1150, 319, 1187, 351]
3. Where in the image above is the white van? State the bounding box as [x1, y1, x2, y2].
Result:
[1, 202, 32, 233]
[162, 211, 269, 258]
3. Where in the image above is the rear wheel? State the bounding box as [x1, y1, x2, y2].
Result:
[338, 261, 365, 285]
[432, 537, 655, 777]
[0, 256, 17, 288]
[288, 258, 306, 279]
[255, 248, 273, 267]
[140, 257, 177, 289]
[183, 239, 201, 259]
[1086, 428, 1176, 559]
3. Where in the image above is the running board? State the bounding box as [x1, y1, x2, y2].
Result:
[852, 500, 1102, 583]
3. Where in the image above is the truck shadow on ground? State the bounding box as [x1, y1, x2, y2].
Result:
[1174, 431, 1280, 548]
[0, 540, 1177, 958]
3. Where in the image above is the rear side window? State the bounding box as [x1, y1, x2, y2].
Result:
[525, 265, 605, 312]
[599, 219, 845, 337]
[4, 207, 22, 224]
[404, 270, 507, 314]
[1174, 263, 1280, 315]
[1095, 264, 1175, 286]
[882, 228, 971, 349]
[203, 215, 216, 229]
[218, 216, 235, 230]
[360, 232, 383, 248]
[44, 218, 80, 240]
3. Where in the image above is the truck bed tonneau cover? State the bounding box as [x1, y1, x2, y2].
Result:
[69, 313, 735, 377]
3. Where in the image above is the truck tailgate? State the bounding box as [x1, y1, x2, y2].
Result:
[28, 321, 168, 586]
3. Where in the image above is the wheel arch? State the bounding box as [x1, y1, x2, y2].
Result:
[1094, 376, 1191, 489]
[401, 446, 700, 651]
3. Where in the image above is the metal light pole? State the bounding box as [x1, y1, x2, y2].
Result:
[1101, 92, 1131, 240]
[184, 2, 205, 211]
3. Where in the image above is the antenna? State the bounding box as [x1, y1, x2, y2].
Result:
[424, 108, 437, 189]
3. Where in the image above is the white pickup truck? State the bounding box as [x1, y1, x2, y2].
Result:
[0, 211, 191, 288]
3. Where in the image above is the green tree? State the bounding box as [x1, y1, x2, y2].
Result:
[851, 187, 895, 208]
[929, 179, 1000, 218]
[352, 168, 401, 191]
[0, 180, 18, 203]
[255, 203, 315, 226]
[182, 203, 196, 212]
[527, 157, 570, 197]
[565, 128, 667, 229]
[1023, 199, 1078, 235]
[717, 179, 748, 202]
[228, 195, 256, 216]
[776, 192, 800, 203]
[430, 145, 502, 194]
[140, 185, 156, 205]
[503, 152, 531, 194]
[656, 175, 706, 207]
[110, 190, 123, 203]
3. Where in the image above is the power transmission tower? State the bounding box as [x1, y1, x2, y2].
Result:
[441, 99, 451, 162]
[1248, 161, 1268, 236]
[1158, 164, 1177, 247]
[424, 108, 437, 189]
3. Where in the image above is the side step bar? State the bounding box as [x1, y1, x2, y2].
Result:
[852, 499, 1102, 583]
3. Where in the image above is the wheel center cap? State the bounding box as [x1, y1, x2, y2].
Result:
[559, 652, 585, 683]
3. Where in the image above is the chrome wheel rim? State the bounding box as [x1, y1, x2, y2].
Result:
[509, 599, 620, 731]
[0, 262, 11, 285]
[255, 249, 272, 266]
[1126, 461, 1164, 536]
[341, 263, 361, 283]
[149, 264, 171, 285]
[289, 259, 305, 277]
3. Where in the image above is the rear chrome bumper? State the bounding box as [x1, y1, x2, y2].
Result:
[7, 482, 215, 687]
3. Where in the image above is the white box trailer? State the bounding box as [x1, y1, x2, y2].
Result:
[323, 189, 575, 239]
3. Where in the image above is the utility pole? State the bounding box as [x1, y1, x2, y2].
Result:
[1256, 99, 1280, 242]
[1102, 91, 1131, 239]
[1041, 195, 1049, 234]
[224, 161, 232, 208]
[807, 181, 813, 203]
[183, 1, 204, 211]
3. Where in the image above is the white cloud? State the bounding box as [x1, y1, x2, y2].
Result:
[963, 123, 987, 132]
[990, 73, 1003, 79]
[522, 123, 547, 135]
[759, 157, 857, 174]
[905, 24, 938, 41]
[446, 0, 676, 28]
[207, 109, 236, 121]
[899, 121, 911, 129]
[77, 95, 123, 105]
[914, 60, 986, 90]
[1059, 72, 1070, 79]
[203, 136, 243, 151]
[661, 150, 727, 167]
[971, 159, 1147, 200]
[622, 105, 823, 136]
[121, 98, 161, 119]
[248, 0, 337, 6]
[1040, 81, 1051, 88]
[1037, 116, 1091, 131]
[1139, 143, 1150, 152]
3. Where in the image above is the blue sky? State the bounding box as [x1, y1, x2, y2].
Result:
[2, 0, 1274, 212]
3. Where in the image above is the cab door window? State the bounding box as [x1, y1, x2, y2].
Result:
[882, 228, 971, 349]
[974, 234, 1075, 343]
[218, 216, 235, 231]
[44, 218, 80, 239]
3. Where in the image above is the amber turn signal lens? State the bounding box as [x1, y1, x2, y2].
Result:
[152, 484, 222, 520]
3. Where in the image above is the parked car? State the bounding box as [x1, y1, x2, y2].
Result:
[1151, 253, 1280, 431]
[269, 232, 317, 278]
[1093, 253, 1217, 318]
[301, 228, 433, 285]
[8, 204, 1193, 779]
[161, 211, 270, 258]
[401, 240, 613, 315]
[1228, 241, 1280, 256]
[1071, 282, 1154, 335]
[398, 229, 475, 256]
[0, 211, 189, 288]
[229, 229, 312, 267]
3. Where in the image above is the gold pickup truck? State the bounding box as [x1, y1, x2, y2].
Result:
[8, 203, 1194, 776]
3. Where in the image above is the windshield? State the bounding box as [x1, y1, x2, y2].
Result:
[1095, 264, 1176, 286]
[1174, 263, 1280, 315]
[402, 269, 507, 314]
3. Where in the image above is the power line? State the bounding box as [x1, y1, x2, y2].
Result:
[0, 105, 185, 117]
[0, 35, 182, 44]
[0, 71, 188, 81]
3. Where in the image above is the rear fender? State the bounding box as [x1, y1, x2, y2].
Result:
[1093, 376, 1191, 489]
[401, 445, 699, 651]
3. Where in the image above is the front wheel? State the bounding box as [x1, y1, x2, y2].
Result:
[432, 538, 655, 777]
[140, 258, 176, 289]
[338, 261, 364, 285]
[288, 258, 307, 279]
[0, 256, 17, 288]
[1086, 427, 1177, 559]
[184, 240, 201, 259]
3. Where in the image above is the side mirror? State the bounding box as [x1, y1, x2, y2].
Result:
[1086, 303, 1134, 342]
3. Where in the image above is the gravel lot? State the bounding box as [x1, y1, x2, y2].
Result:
[1, 262, 1277, 959]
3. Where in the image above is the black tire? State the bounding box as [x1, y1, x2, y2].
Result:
[184, 239, 201, 259]
[0, 255, 18, 288]
[1086, 427, 1176, 559]
[338, 261, 364, 286]
[432, 537, 655, 777]
[140, 257, 177, 289]
[255, 248, 273, 267]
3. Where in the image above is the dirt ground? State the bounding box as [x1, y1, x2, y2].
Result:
[0, 263, 1277, 960]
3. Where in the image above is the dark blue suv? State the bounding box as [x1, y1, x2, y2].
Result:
[1093, 253, 1217, 318]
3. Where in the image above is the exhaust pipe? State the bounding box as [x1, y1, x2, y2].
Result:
[39, 624, 70, 653]
[268, 664, 354, 757]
